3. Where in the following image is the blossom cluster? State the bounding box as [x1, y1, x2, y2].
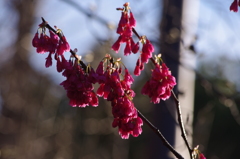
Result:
[31, 2, 209, 159]
[32, 23, 142, 138]
[141, 62, 176, 104]
[111, 2, 154, 76]
[32, 23, 70, 69]
[31, 3, 177, 138]
[111, 3, 176, 102]
[96, 55, 143, 139]
[60, 59, 99, 107]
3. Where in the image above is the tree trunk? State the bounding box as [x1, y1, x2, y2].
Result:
[149, 0, 183, 158]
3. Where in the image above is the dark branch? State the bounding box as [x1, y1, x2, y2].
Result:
[137, 110, 184, 159]
[171, 91, 193, 158]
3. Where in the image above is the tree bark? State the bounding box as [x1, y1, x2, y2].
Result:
[149, 0, 183, 158]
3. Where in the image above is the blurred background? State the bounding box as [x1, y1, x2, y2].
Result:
[0, 0, 240, 159]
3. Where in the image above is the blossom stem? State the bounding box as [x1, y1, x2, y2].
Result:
[137, 109, 184, 159]
[171, 90, 193, 159]
[132, 28, 141, 40]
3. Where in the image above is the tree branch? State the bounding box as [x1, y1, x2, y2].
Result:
[137, 110, 184, 159]
[171, 90, 193, 159]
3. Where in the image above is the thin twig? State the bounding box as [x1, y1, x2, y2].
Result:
[137, 109, 184, 159]
[171, 90, 193, 159]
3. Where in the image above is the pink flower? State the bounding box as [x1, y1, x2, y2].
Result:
[48, 30, 59, 53]
[96, 61, 104, 75]
[124, 68, 134, 86]
[122, 25, 132, 38]
[60, 64, 99, 107]
[134, 59, 141, 76]
[230, 0, 239, 12]
[56, 37, 69, 56]
[132, 37, 155, 76]
[112, 36, 123, 53]
[124, 39, 131, 56]
[36, 34, 49, 54]
[199, 153, 206, 159]
[95, 58, 142, 139]
[131, 41, 139, 54]
[32, 33, 39, 48]
[97, 83, 111, 99]
[49, 30, 59, 45]
[112, 97, 137, 118]
[117, 12, 128, 34]
[141, 39, 154, 63]
[110, 70, 124, 97]
[32, 25, 72, 76]
[45, 52, 52, 68]
[109, 71, 141, 139]
[32, 31, 60, 55]
[96, 61, 106, 83]
[32, 25, 70, 57]
[56, 56, 63, 72]
[112, 4, 137, 55]
[141, 51, 151, 64]
[60, 55, 70, 70]
[61, 36, 70, 52]
[141, 63, 176, 103]
[129, 12, 136, 27]
[89, 91, 98, 107]
[118, 12, 128, 26]
[33, 22, 99, 108]
[112, 116, 143, 139]
[88, 68, 98, 84]
[56, 44, 64, 55]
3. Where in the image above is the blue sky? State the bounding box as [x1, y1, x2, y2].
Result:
[1, 0, 240, 88]
[195, 0, 240, 89]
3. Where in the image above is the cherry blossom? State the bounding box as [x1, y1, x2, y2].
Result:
[32, 23, 70, 69]
[141, 63, 176, 103]
[230, 0, 239, 12]
[61, 61, 98, 107]
[95, 56, 142, 138]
